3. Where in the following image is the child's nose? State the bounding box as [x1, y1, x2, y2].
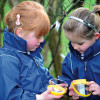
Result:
[73, 44, 79, 50]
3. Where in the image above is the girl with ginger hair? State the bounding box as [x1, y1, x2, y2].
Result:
[0, 1, 65, 100]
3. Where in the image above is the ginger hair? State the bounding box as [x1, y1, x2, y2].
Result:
[5, 1, 50, 37]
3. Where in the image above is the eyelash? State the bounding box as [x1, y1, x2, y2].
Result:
[71, 42, 83, 45]
[35, 36, 40, 39]
[78, 43, 83, 45]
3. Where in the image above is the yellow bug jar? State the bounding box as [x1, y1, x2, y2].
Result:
[71, 79, 91, 97]
[47, 78, 68, 96]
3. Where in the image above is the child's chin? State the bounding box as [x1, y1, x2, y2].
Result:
[29, 48, 36, 52]
[80, 52, 84, 54]
[78, 51, 84, 54]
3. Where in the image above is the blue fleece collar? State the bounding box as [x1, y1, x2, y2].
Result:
[69, 37, 100, 61]
[3, 28, 46, 56]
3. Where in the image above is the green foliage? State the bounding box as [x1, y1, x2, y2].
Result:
[0, 0, 6, 20]
[4, 2, 11, 15]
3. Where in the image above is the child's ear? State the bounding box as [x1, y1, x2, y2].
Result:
[94, 33, 100, 40]
[16, 27, 23, 38]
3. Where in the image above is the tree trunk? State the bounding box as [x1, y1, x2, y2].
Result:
[47, 0, 70, 100]
[8, 0, 19, 8]
[95, 0, 100, 4]
[47, 0, 63, 77]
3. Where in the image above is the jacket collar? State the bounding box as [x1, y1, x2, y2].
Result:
[69, 37, 100, 61]
[3, 28, 45, 56]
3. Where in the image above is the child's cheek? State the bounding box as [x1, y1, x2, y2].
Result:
[29, 41, 37, 47]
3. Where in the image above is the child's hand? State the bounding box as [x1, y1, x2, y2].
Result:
[59, 83, 68, 93]
[36, 87, 63, 100]
[87, 81, 100, 96]
[69, 81, 79, 100]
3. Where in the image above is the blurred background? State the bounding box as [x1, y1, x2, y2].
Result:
[0, 0, 99, 99]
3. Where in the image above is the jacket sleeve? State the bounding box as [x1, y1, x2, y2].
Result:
[36, 53, 53, 84]
[0, 55, 36, 100]
[58, 54, 75, 88]
[0, 64, 7, 100]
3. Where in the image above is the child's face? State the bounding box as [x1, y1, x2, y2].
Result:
[21, 31, 44, 51]
[65, 32, 97, 54]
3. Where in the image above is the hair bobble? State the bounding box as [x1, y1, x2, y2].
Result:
[16, 14, 21, 25]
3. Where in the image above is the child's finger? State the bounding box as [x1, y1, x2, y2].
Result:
[69, 86, 73, 90]
[46, 87, 53, 94]
[72, 95, 79, 100]
[69, 89, 74, 96]
[87, 81, 95, 85]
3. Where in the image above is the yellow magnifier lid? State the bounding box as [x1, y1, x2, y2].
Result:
[47, 85, 66, 96]
[72, 79, 89, 85]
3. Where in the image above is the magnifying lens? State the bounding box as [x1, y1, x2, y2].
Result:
[71, 79, 91, 97]
[47, 78, 68, 96]
[47, 85, 66, 95]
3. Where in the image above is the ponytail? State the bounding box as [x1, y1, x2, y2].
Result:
[93, 5, 100, 33]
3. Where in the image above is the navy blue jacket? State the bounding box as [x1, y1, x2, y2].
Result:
[59, 37, 100, 100]
[0, 28, 53, 100]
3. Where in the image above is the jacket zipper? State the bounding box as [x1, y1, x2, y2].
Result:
[84, 62, 87, 71]
[33, 58, 46, 90]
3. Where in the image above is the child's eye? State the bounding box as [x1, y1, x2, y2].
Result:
[35, 36, 40, 39]
[78, 43, 83, 45]
[37, 37, 40, 39]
